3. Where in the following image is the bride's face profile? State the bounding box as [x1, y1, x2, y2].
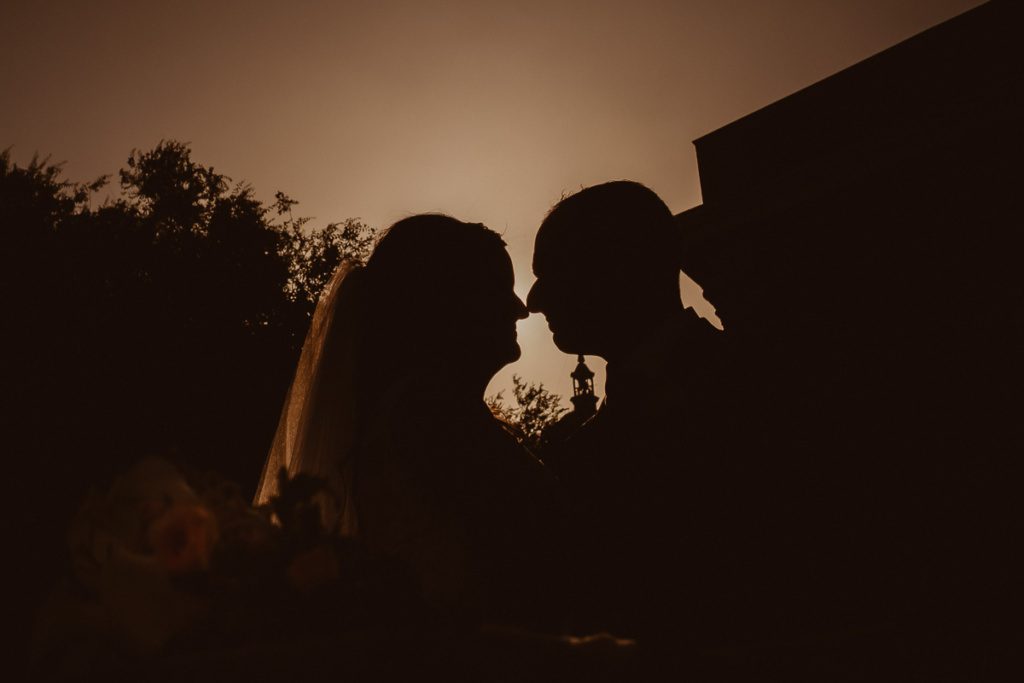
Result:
[447, 247, 528, 372]
[362, 214, 527, 391]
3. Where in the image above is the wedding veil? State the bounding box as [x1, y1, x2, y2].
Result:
[254, 261, 364, 535]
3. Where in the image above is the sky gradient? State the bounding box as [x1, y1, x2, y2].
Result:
[3, 0, 985, 401]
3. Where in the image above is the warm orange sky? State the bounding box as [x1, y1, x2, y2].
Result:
[3, 0, 985, 401]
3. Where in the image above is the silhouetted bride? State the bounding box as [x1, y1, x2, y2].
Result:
[255, 214, 564, 628]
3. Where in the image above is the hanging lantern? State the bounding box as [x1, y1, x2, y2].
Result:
[570, 354, 598, 417]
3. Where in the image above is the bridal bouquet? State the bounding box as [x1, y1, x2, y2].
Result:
[32, 458, 638, 681]
[31, 457, 424, 680]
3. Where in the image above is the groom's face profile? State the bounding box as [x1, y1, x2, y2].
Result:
[524, 179, 684, 358]
[528, 181, 681, 359]
[527, 224, 610, 356]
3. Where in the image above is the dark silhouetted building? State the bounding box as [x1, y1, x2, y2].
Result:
[675, 0, 1022, 650]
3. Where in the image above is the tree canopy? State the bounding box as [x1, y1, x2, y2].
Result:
[3, 141, 375, 498]
[487, 375, 568, 455]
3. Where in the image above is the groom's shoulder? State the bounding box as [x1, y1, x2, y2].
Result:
[542, 409, 595, 452]
[628, 317, 729, 398]
[541, 410, 609, 473]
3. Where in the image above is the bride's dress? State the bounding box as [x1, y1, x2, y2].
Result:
[254, 262, 564, 627]
[357, 371, 563, 626]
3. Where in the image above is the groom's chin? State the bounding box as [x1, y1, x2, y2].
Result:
[550, 330, 579, 355]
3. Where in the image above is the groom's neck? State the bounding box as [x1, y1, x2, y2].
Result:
[602, 303, 684, 366]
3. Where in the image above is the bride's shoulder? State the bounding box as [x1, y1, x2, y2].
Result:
[376, 371, 450, 418]
[363, 374, 465, 448]
[364, 372, 517, 462]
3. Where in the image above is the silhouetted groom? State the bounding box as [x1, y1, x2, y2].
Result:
[528, 181, 778, 655]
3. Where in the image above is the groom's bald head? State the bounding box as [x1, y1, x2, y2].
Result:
[535, 181, 679, 276]
[528, 181, 682, 357]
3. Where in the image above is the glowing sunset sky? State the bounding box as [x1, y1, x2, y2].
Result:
[3, 0, 984, 400]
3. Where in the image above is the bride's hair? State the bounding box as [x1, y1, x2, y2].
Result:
[358, 213, 508, 394]
[255, 214, 510, 530]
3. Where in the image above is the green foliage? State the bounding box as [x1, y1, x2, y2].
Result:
[2, 141, 377, 499]
[275, 189, 375, 307]
[120, 140, 228, 233]
[487, 375, 568, 454]
[0, 148, 108, 216]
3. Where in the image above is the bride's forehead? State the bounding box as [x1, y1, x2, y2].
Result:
[429, 252, 514, 294]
